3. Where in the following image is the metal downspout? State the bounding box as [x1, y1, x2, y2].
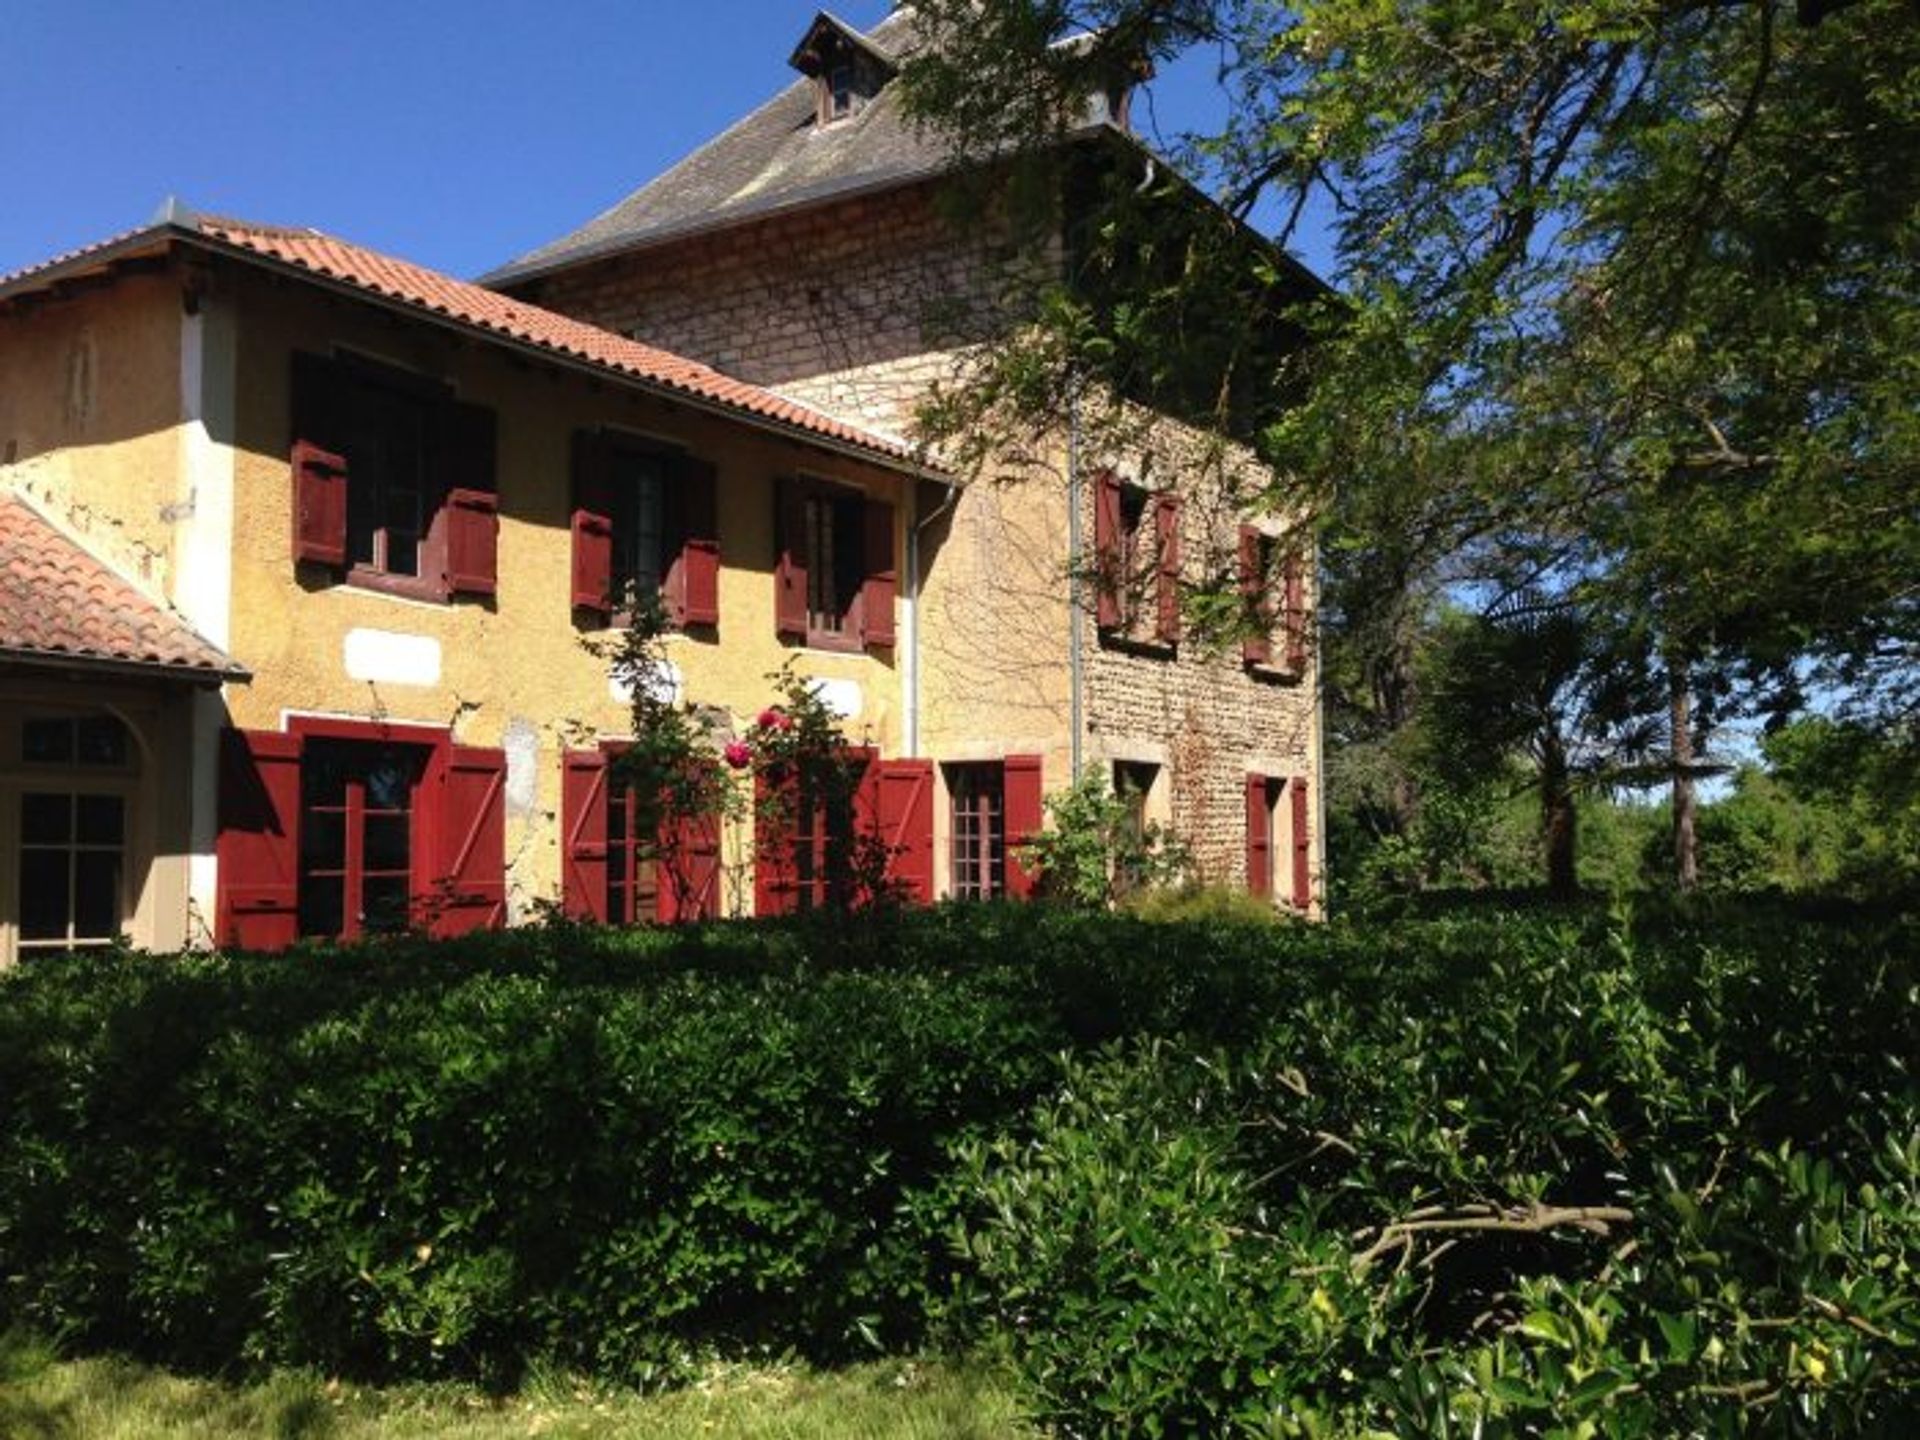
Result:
[907, 479, 959, 757]
[1067, 385, 1085, 775]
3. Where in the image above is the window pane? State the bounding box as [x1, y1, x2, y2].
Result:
[23, 718, 74, 764]
[608, 877, 628, 926]
[303, 745, 350, 807]
[364, 814, 409, 872]
[73, 851, 122, 940]
[76, 716, 129, 766]
[384, 488, 421, 576]
[19, 849, 70, 941]
[76, 794, 124, 846]
[21, 793, 72, 845]
[302, 810, 347, 869]
[300, 876, 344, 939]
[363, 753, 414, 811]
[362, 876, 411, 934]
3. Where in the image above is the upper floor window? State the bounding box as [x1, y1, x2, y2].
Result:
[23, 713, 130, 768]
[774, 478, 895, 652]
[1238, 525, 1308, 674]
[1094, 469, 1181, 647]
[290, 351, 498, 601]
[789, 14, 893, 127]
[570, 430, 719, 630]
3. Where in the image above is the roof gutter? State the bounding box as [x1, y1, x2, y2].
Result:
[0, 647, 248, 688]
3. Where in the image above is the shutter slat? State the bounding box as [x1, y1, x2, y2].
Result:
[676, 456, 721, 628]
[216, 728, 303, 951]
[430, 745, 507, 936]
[1290, 776, 1313, 910]
[562, 749, 610, 922]
[444, 488, 499, 597]
[1239, 525, 1271, 666]
[658, 808, 722, 922]
[877, 758, 933, 903]
[754, 766, 800, 915]
[291, 441, 349, 568]
[774, 478, 808, 640]
[1154, 491, 1181, 645]
[861, 499, 897, 648]
[1004, 754, 1045, 900]
[571, 431, 614, 619]
[1283, 550, 1307, 673]
[1093, 469, 1123, 631]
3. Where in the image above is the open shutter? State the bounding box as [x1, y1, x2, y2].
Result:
[561, 749, 610, 922]
[1245, 773, 1272, 899]
[291, 440, 349, 568]
[1154, 491, 1182, 645]
[441, 400, 498, 597]
[1239, 525, 1272, 666]
[658, 802, 722, 924]
[571, 431, 614, 619]
[1003, 753, 1045, 900]
[216, 728, 303, 951]
[754, 766, 799, 915]
[874, 759, 933, 903]
[1290, 776, 1313, 909]
[666, 456, 721, 628]
[860, 499, 897, 648]
[1093, 469, 1123, 631]
[1282, 550, 1307, 673]
[429, 746, 506, 936]
[774, 479, 808, 640]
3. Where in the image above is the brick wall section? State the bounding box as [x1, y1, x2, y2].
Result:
[525, 183, 1052, 442]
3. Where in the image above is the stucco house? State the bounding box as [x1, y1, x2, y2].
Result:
[0, 7, 1322, 961]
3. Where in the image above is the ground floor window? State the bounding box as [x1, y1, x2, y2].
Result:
[947, 763, 1006, 900]
[297, 738, 427, 940]
[604, 777, 660, 924]
[17, 790, 126, 954]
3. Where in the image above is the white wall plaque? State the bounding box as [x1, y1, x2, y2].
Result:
[343, 628, 442, 687]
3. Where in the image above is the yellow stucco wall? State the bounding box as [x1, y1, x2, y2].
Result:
[0, 271, 183, 598]
[216, 263, 910, 918]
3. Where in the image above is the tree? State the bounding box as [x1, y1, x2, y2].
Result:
[900, 0, 1920, 889]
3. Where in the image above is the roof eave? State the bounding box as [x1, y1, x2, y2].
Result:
[0, 646, 249, 688]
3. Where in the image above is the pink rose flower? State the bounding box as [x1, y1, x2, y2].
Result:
[757, 707, 793, 732]
[723, 740, 753, 770]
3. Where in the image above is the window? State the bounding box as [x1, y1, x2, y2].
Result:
[297, 739, 427, 940]
[23, 714, 129, 768]
[1113, 761, 1158, 841]
[291, 351, 498, 600]
[775, 479, 895, 651]
[827, 60, 858, 119]
[571, 432, 719, 629]
[560, 748, 721, 924]
[1238, 526, 1307, 673]
[1094, 470, 1179, 645]
[17, 791, 125, 954]
[1246, 772, 1312, 909]
[604, 777, 661, 925]
[947, 763, 1006, 901]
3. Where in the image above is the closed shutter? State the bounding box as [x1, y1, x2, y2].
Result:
[667, 455, 721, 628]
[1245, 773, 1272, 898]
[561, 749, 610, 922]
[754, 765, 799, 915]
[1239, 525, 1271, 666]
[571, 430, 614, 619]
[1154, 491, 1182, 645]
[429, 746, 506, 936]
[1003, 753, 1045, 900]
[441, 400, 498, 597]
[1282, 550, 1307, 673]
[1093, 468, 1123, 631]
[774, 478, 808, 640]
[1290, 777, 1313, 909]
[291, 441, 349, 568]
[860, 499, 897, 648]
[874, 759, 932, 903]
[658, 808, 722, 923]
[216, 728, 303, 950]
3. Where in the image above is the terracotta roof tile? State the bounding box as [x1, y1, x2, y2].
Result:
[195, 219, 922, 464]
[0, 494, 243, 680]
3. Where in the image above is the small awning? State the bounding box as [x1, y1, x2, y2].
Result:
[0, 493, 247, 685]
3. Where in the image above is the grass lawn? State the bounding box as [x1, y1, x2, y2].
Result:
[0, 1331, 1035, 1439]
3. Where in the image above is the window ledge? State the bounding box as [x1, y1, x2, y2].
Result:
[1097, 627, 1177, 660]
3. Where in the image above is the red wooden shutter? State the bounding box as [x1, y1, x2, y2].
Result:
[291, 440, 349, 568]
[429, 745, 506, 936]
[561, 749, 610, 922]
[571, 431, 613, 619]
[1093, 469, 1123, 631]
[754, 766, 799, 915]
[668, 456, 721, 628]
[874, 759, 933, 903]
[1239, 525, 1271, 666]
[1003, 753, 1045, 899]
[1282, 550, 1307, 673]
[216, 728, 303, 951]
[1290, 776, 1313, 909]
[1154, 492, 1182, 645]
[443, 489, 499, 597]
[658, 806, 722, 923]
[774, 479, 808, 640]
[1245, 773, 1272, 898]
[860, 499, 897, 648]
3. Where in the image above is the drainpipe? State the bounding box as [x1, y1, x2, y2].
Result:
[906, 478, 959, 757]
[1066, 384, 1085, 775]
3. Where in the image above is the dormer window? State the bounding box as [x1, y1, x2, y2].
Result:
[790, 11, 895, 128]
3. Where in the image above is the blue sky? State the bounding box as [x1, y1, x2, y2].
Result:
[4, 0, 1337, 285]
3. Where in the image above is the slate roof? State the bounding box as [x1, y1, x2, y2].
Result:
[0, 493, 246, 682]
[483, 7, 1067, 286]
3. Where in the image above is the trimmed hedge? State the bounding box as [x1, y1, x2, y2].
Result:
[1, 902, 1915, 1432]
